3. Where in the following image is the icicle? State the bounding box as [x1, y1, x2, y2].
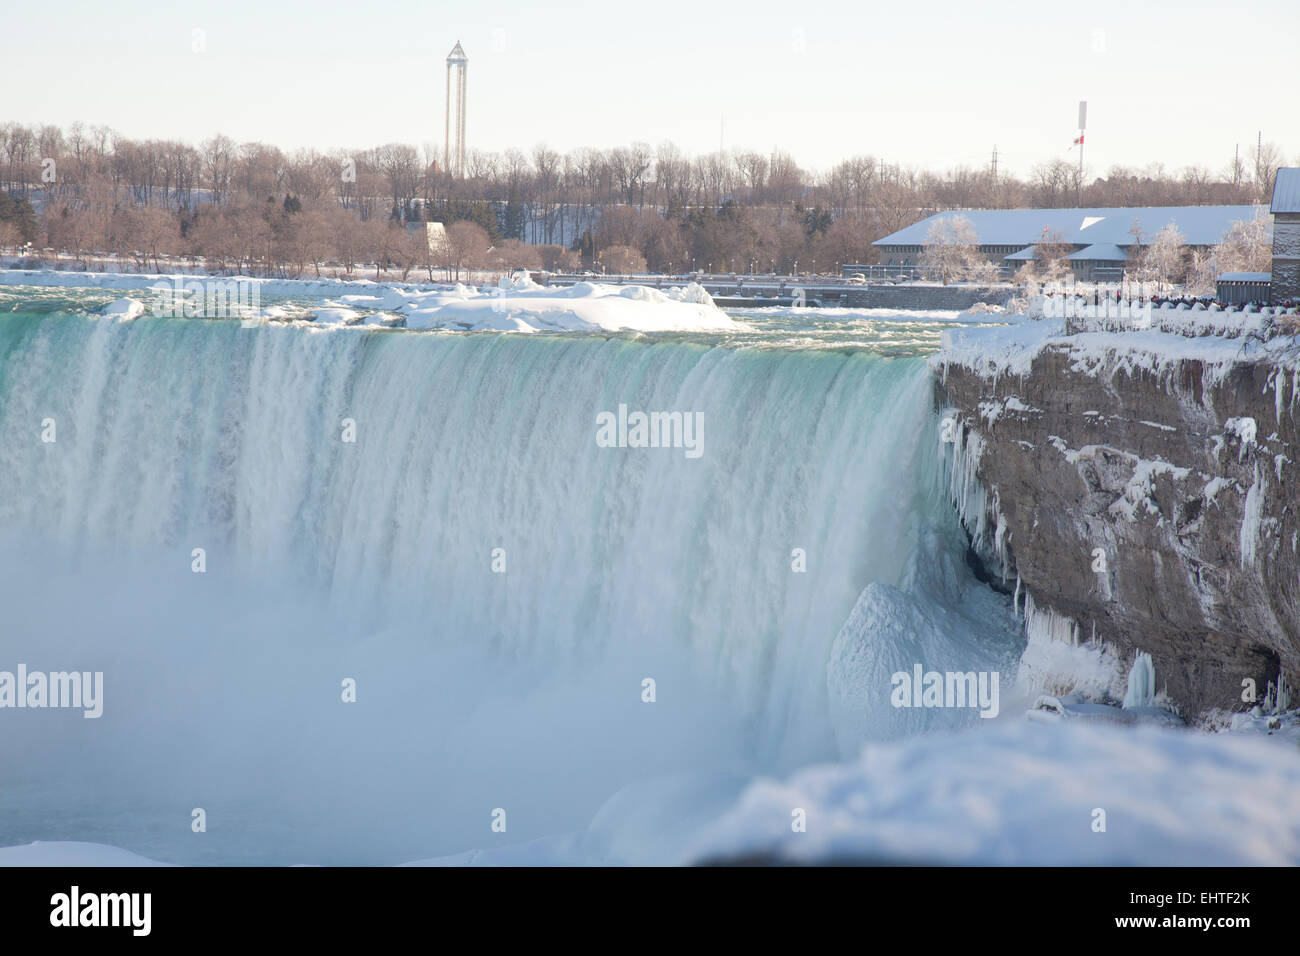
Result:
[1266, 673, 1291, 716]
[1122, 651, 1156, 709]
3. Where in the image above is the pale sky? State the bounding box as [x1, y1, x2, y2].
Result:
[8, 0, 1298, 178]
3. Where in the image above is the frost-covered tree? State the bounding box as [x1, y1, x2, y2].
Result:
[920, 215, 989, 284]
[1214, 212, 1272, 273]
[1135, 223, 1189, 286]
[1033, 228, 1073, 283]
[1187, 211, 1273, 293]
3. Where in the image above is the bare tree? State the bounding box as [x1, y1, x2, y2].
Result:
[440, 221, 490, 281]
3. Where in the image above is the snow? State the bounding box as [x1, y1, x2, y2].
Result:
[0, 841, 171, 866]
[686, 719, 1300, 865]
[0, 269, 747, 334]
[1108, 456, 1192, 522]
[13, 716, 1300, 867]
[396, 280, 741, 333]
[1027, 692, 1181, 728]
[100, 297, 146, 321]
[1017, 593, 1124, 700]
[934, 310, 1300, 389]
[932, 316, 1057, 382]
[1224, 416, 1258, 457]
[311, 307, 363, 325]
[977, 395, 1040, 427]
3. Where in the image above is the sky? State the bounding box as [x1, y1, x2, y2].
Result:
[7, 0, 1298, 178]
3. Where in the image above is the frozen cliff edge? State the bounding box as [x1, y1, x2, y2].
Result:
[931, 310, 1300, 719]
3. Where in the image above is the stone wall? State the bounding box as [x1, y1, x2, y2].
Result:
[842, 284, 1014, 311]
[1272, 214, 1300, 304]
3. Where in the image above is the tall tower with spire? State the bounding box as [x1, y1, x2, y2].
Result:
[444, 41, 468, 179]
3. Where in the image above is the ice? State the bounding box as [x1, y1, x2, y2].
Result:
[1017, 593, 1124, 700]
[0, 269, 747, 334]
[1240, 462, 1265, 569]
[1122, 651, 1157, 709]
[685, 720, 1300, 865]
[100, 297, 146, 321]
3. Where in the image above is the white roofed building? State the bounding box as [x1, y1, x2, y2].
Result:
[873, 205, 1265, 282]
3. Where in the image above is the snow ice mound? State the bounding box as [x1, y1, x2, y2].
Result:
[401, 280, 743, 333]
[687, 719, 1300, 865]
[827, 531, 1022, 752]
[827, 582, 998, 747]
[496, 269, 540, 292]
[311, 306, 363, 325]
[100, 297, 146, 322]
[661, 281, 714, 306]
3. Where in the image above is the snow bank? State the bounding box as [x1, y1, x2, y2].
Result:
[100, 297, 146, 321]
[0, 269, 745, 334]
[687, 719, 1300, 865]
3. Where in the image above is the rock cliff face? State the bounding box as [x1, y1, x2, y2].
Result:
[933, 317, 1299, 719]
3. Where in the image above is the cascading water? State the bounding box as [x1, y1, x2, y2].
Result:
[0, 295, 1020, 864]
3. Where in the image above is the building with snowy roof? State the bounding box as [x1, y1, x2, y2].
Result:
[1270, 168, 1300, 304]
[873, 205, 1263, 281]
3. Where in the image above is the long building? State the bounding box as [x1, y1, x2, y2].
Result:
[872, 205, 1263, 281]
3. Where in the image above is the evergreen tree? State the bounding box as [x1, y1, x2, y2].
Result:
[0, 194, 39, 244]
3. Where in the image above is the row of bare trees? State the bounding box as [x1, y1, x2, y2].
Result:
[1, 118, 1293, 280]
